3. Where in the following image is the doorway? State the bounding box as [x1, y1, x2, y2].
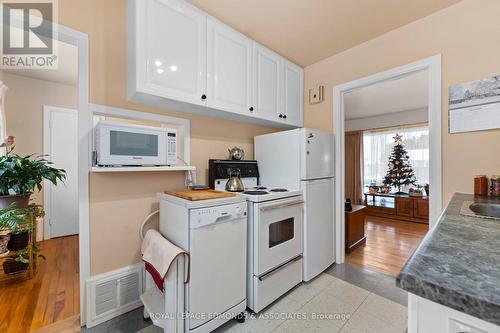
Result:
[0, 24, 87, 331]
[333, 55, 442, 269]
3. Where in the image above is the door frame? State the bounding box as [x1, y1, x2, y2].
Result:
[332, 55, 442, 264]
[11, 12, 90, 327]
[43, 105, 78, 240]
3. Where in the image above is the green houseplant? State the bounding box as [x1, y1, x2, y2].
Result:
[3, 243, 46, 274]
[0, 204, 45, 273]
[0, 147, 66, 209]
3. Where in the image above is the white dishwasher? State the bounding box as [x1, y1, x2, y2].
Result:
[158, 193, 248, 333]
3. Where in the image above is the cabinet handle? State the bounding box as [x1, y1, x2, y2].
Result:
[279, 114, 283, 118]
[201, 94, 207, 100]
[249, 107, 254, 112]
[283, 115, 287, 119]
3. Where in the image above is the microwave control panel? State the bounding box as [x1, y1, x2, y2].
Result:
[166, 129, 177, 166]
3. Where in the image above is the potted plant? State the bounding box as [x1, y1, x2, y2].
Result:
[0, 204, 29, 251]
[0, 147, 66, 209]
[0, 204, 45, 274]
[0, 203, 44, 252]
[3, 244, 45, 274]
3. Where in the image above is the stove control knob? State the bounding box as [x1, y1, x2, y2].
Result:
[235, 207, 244, 216]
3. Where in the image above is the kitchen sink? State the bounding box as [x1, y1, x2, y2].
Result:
[469, 203, 500, 219]
[460, 201, 500, 220]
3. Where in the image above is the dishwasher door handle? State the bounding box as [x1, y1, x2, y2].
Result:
[215, 214, 233, 223]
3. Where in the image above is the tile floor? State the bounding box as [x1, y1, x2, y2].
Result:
[83, 263, 408, 333]
[326, 263, 408, 306]
[137, 270, 407, 333]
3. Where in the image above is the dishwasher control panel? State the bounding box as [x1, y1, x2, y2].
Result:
[190, 202, 247, 229]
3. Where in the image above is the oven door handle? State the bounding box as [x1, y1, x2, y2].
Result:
[258, 255, 303, 281]
[259, 200, 304, 212]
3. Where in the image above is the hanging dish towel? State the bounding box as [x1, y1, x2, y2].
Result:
[141, 229, 189, 292]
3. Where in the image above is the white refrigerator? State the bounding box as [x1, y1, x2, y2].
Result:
[255, 128, 334, 281]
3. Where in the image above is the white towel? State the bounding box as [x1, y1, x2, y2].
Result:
[141, 229, 189, 283]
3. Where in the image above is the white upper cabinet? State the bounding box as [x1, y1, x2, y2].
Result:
[127, 0, 303, 129]
[281, 60, 304, 127]
[128, 0, 207, 106]
[206, 17, 252, 115]
[253, 43, 281, 121]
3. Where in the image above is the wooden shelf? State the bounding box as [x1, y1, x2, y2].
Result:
[91, 166, 196, 173]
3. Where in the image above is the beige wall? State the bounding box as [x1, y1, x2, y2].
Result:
[0, 72, 78, 205]
[55, 0, 276, 275]
[304, 0, 500, 205]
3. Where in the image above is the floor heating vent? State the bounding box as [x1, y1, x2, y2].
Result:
[86, 263, 144, 328]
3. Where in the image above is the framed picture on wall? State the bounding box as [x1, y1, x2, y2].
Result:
[448, 75, 500, 133]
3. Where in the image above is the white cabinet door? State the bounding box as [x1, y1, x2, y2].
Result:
[282, 60, 304, 127]
[410, 294, 500, 333]
[253, 43, 281, 121]
[136, 0, 207, 105]
[207, 18, 252, 115]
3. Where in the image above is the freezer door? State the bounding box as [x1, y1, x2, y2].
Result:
[302, 178, 335, 281]
[301, 129, 334, 180]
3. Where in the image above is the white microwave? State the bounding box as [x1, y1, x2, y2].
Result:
[94, 121, 177, 166]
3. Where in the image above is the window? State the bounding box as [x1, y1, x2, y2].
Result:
[363, 125, 429, 189]
[268, 218, 295, 248]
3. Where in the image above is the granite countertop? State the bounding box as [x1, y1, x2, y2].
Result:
[396, 193, 500, 326]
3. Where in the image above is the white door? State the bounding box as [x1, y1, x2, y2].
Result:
[253, 43, 281, 121]
[301, 129, 334, 180]
[302, 178, 335, 281]
[138, 0, 207, 105]
[254, 197, 303, 275]
[206, 17, 252, 115]
[281, 60, 304, 127]
[43, 106, 78, 238]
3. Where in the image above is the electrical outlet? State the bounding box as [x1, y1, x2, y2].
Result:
[309, 86, 324, 104]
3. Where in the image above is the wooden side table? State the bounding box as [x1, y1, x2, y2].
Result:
[345, 205, 366, 253]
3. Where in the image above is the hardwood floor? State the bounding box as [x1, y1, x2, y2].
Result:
[346, 215, 428, 276]
[0, 235, 79, 333]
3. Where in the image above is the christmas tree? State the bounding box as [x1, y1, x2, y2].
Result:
[383, 134, 416, 194]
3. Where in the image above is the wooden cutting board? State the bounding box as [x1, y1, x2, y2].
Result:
[164, 189, 236, 201]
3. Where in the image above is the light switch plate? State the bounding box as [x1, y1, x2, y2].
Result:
[309, 86, 324, 104]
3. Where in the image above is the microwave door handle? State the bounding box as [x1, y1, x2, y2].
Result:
[259, 200, 304, 212]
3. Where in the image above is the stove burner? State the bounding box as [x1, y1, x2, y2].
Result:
[243, 190, 269, 195]
[270, 188, 289, 192]
[253, 186, 268, 190]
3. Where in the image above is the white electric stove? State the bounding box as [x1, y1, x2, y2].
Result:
[209, 160, 304, 313]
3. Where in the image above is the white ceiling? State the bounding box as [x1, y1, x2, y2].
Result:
[2, 40, 78, 86]
[344, 70, 428, 120]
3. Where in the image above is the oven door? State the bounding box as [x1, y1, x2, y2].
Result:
[254, 197, 304, 276]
